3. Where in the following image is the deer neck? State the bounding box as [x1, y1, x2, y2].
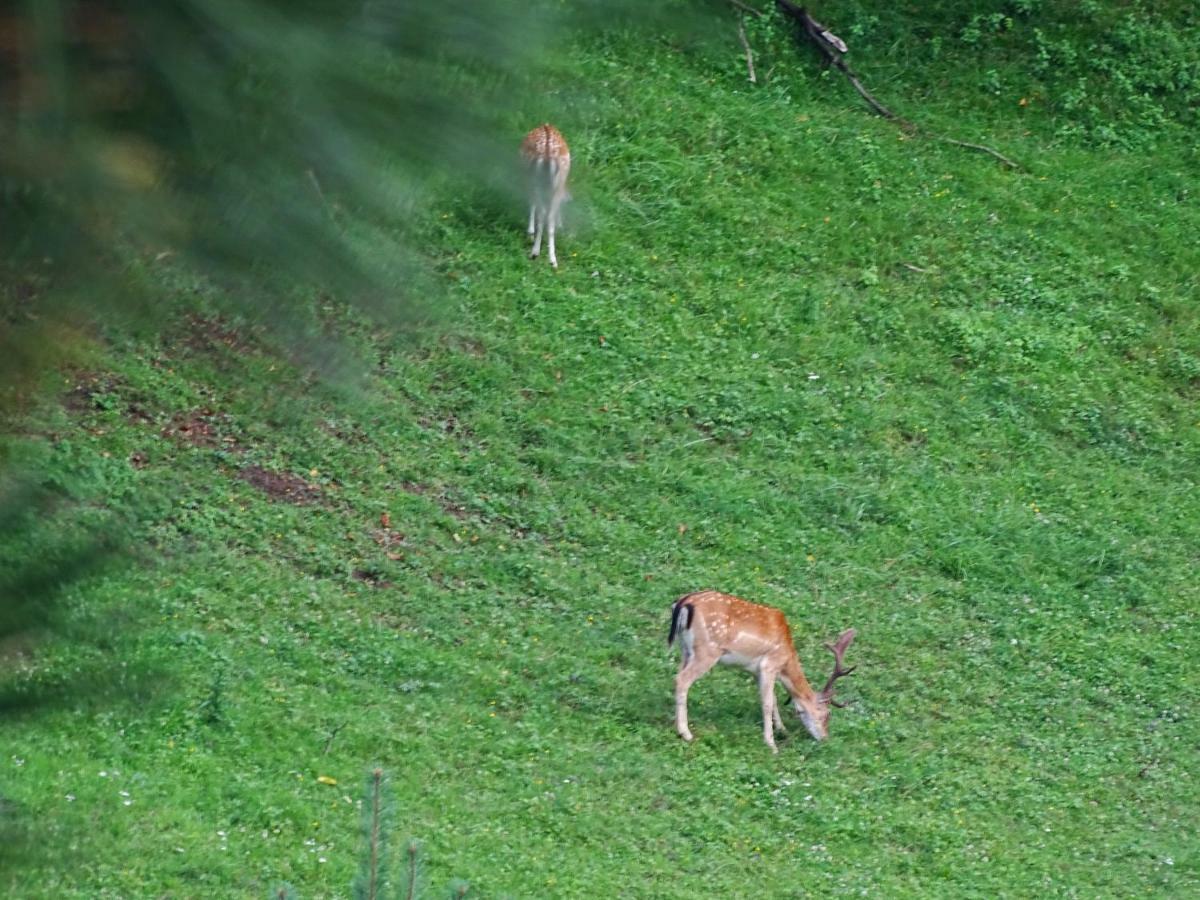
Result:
[779, 654, 818, 705]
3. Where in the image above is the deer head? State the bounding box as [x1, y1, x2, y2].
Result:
[796, 628, 857, 741]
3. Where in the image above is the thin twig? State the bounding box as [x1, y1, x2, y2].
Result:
[307, 167, 338, 219]
[900, 262, 931, 274]
[736, 16, 757, 84]
[322, 721, 347, 755]
[405, 841, 418, 900]
[366, 769, 383, 900]
[728, 0, 764, 17]
[936, 136, 1023, 170]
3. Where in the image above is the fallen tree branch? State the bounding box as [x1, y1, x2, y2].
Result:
[736, 15, 757, 84]
[775, 1, 1023, 170]
[838, 63, 899, 121]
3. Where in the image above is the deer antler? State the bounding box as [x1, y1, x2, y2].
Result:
[820, 628, 857, 706]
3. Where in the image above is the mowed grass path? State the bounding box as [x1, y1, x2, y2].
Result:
[5, 25, 1199, 898]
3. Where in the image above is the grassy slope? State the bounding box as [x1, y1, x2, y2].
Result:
[5, 14, 1200, 899]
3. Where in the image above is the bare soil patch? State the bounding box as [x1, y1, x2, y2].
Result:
[352, 569, 393, 589]
[61, 371, 124, 414]
[238, 465, 322, 505]
[162, 408, 242, 451]
[183, 313, 255, 353]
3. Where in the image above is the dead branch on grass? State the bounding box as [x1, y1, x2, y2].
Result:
[736, 16, 758, 84]
[775, 1, 1023, 170]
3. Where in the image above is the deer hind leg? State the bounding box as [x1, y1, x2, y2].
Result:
[674, 652, 719, 743]
[546, 198, 560, 268]
[547, 160, 569, 267]
[527, 203, 536, 239]
[529, 205, 544, 260]
[557, 159, 571, 233]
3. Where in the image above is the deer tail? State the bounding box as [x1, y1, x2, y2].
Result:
[667, 596, 695, 646]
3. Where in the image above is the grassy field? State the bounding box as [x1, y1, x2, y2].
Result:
[4, 6, 1200, 897]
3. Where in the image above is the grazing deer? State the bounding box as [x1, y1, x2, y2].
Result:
[520, 123, 571, 268]
[668, 590, 856, 753]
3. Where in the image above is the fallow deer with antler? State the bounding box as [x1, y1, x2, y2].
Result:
[668, 589, 857, 753]
[520, 123, 571, 268]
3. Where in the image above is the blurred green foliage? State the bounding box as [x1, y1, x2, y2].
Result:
[0, 0, 548, 731]
[0, 1, 567, 389]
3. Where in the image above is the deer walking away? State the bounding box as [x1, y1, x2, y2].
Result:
[520, 123, 571, 268]
[668, 590, 857, 753]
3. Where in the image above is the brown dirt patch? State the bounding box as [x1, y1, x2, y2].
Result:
[183, 313, 254, 353]
[352, 569, 394, 590]
[443, 334, 486, 357]
[238, 465, 322, 505]
[126, 404, 153, 424]
[320, 420, 369, 444]
[162, 408, 243, 451]
[439, 496, 470, 519]
[440, 414, 473, 438]
[371, 528, 406, 550]
[61, 371, 124, 414]
[416, 414, 475, 439]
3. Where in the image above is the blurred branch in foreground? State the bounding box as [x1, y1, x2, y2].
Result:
[1, 0, 560, 398]
[0, 4, 719, 875]
[0, 1, 720, 715]
[0, 0, 568, 730]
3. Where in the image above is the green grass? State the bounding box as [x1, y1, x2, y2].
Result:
[4, 12, 1200, 898]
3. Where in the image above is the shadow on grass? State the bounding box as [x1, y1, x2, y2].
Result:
[0, 471, 169, 878]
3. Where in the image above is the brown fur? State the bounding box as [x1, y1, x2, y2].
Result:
[669, 590, 855, 752]
[520, 123, 570, 165]
[520, 124, 571, 267]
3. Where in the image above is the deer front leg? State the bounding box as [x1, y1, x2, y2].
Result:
[527, 203, 536, 239]
[758, 668, 780, 753]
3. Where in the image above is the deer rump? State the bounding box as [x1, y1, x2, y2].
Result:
[527, 154, 565, 207]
